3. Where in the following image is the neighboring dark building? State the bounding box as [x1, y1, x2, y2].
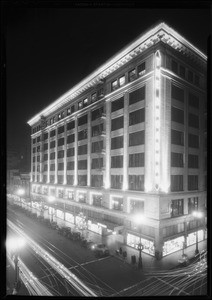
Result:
[27, 23, 207, 259]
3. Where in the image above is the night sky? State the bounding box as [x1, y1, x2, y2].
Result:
[4, 3, 211, 167]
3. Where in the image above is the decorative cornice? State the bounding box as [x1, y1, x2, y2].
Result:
[27, 22, 207, 126]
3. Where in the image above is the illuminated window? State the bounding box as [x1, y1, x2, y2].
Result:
[91, 175, 103, 188]
[188, 175, 198, 190]
[128, 68, 136, 82]
[171, 175, 183, 191]
[58, 113, 61, 120]
[67, 108, 71, 116]
[138, 62, 145, 76]
[111, 79, 118, 91]
[119, 75, 125, 87]
[78, 101, 83, 109]
[171, 199, 184, 217]
[83, 98, 88, 107]
[91, 93, 97, 102]
[93, 194, 103, 206]
[111, 116, 124, 131]
[111, 155, 123, 168]
[188, 197, 198, 214]
[111, 97, 124, 112]
[112, 197, 123, 211]
[61, 111, 65, 119]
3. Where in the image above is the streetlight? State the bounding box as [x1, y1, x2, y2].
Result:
[133, 213, 146, 269]
[6, 236, 26, 294]
[192, 211, 203, 255]
[48, 196, 56, 222]
[17, 188, 25, 206]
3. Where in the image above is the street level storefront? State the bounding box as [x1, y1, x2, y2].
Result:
[126, 233, 155, 256]
[163, 236, 185, 256]
[187, 230, 204, 247]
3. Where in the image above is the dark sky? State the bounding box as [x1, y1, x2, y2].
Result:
[4, 4, 211, 159]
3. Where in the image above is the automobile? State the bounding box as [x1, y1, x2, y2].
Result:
[57, 226, 68, 235]
[93, 244, 110, 257]
[86, 241, 97, 250]
[50, 221, 58, 229]
[63, 227, 72, 237]
[72, 231, 81, 241]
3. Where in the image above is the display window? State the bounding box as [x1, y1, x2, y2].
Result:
[65, 212, 75, 224]
[187, 230, 204, 246]
[87, 220, 102, 235]
[126, 233, 155, 256]
[163, 236, 185, 256]
[56, 209, 64, 219]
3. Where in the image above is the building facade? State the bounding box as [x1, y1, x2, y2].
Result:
[27, 23, 207, 259]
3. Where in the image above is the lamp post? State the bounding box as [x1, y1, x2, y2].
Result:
[134, 213, 146, 270]
[7, 237, 25, 294]
[192, 211, 203, 255]
[48, 196, 56, 222]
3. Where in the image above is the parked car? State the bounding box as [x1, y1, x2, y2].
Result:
[86, 241, 96, 250]
[50, 221, 58, 229]
[72, 231, 81, 241]
[93, 244, 110, 257]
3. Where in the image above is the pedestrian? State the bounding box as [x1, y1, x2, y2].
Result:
[119, 247, 123, 255]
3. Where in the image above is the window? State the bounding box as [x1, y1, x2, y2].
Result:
[33, 147, 36, 153]
[58, 175, 63, 184]
[112, 197, 123, 211]
[194, 75, 200, 86]
[33, 138, 36, 144]
[111, 79, 118, 91]
[44, 133, 48, 140]
[67, 161, 74, 170]
[171, 129, 184, 146]
[129, 108, 145, 126]
[111, 155, 123, 168]
[78, 101, 83, 109]
[98, 87, 104, 98]
[171, 85, 184, 102]
[91, 175, 103, 187]
[188, 113, 199, 129]
[171, 199, 184, 217]
[111, 116, 124, 131]
[129, 175, 144, 191]
[44, 143, 48, 150]
[50, 130, 56, 137]
[61, 111, 65, 119]
[129, 153, 144, 167]
[78, 175, 87, 186]
[44, 153, 48, 161]
[188, 93, 199, 109]
[129, 86, 145, 105]
[171, 60, 178, 74]
[119, 75, 125, 87]
[67, 108, 71, 116]
[111, 136, 123, 150]
[188, 70, 193, 83]
[92, 141, 103, 153]
[50, 141, 55, 148]
[37, 136, 41, 142]
[111, 97, 124, 112]
[58, 163, 64, 171]
[91, 107, 104, 121]
[50, 175, 55, 183]
[33, 157, 36, 162]
[67, 175, 74, 185]
[78, 129, 87, 140]
[128, 68, 136, 82]
[83, 98, 88, 107]
[188, 197, 198, 214]
[93, 194, 103, 206]
[58, 150, 64, 159]
[78, 160, 87, 170]
[67, 134, 75, 144]
[171, 107, 184, 124]
[138, 62, 145, 76]
[129, 131, 145, 146]
[171, 175, 183, 191]
[130, 200, 144, 214]
[37, 156, 40, 162]
[91, 158, 103, 169]
[58, 138, 64, 146]
[67, 120, 75, 131]
[171, 152, 184, 167]
[58, 125, 64, 134]
[91, 93, 97, 102]
[50, 164, 55, 171]
[78, 144, 87, 155]
[50, 152, 55, 160]
[111, 175, 123, 189]
[67, 148, 75, 157]
[92, 123, 103, 136]
[188, 175, 198, 190]
[179, 65, 185, 78]
[58, 113, 61, 120]
[71, 105, 75, 114]
[44, 164, 48, 171]
[188, 154, 198, 168]
[188, 133, 199, 148]
[78, 114, 87, 126]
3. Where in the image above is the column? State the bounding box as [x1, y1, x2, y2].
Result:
[105, 101, 111, 188]
[47, 130, 50, 183]
[63, 122, 67, 185]
[55, 126, 58, 184]
[74, 116, 78, 185]
[123, 92, 129, 190]
[87, 111, 91, 186]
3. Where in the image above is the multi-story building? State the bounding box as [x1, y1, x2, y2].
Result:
[27, 22, 207, 259]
